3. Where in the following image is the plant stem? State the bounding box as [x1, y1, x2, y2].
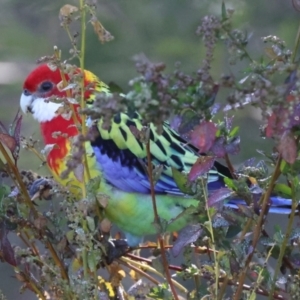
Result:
[120, 257, 188, 293]
[126, 253, 285, 299]
[268, 178, 298, 299]
[0, 142, 37, 216]
[233, 156, 282, 300]
[146, 141, 159, 220]
[202, 178, 219, 298]
[79, 0, 91, 189]
[146, 140, 179, 300]
[119, 258, 160, 285]
[46, 240, 69, 282]
[249, 245, 275, 300]
[224, 153, 237, 179]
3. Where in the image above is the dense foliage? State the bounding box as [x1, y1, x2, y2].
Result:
[1, 1, 300, 299]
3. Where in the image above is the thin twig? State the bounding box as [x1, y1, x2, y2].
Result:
[202, 177, 219, 298]
[0, 142, 37, 216]
[79, 0, 91, 184]
[233, 156, 282, 300]
[126, 253, 286, 299]
[118, 258, 160, 285]
[224, 153, 237, 179]
[269, 177, 298, 299]
[22, 231, 40, 257]
[120, 257, 188, 294]
[45, 240, 69, 282]
[145, 140, 179, 300]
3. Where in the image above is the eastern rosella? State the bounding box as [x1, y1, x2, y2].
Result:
[20, 63, 294, 246]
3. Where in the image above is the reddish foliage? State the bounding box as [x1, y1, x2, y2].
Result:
[190, 121, 217, 153]
[171, 224, 203, 257]
[277, 131, 297, 164]
[265, 95, 300, 138]
[188, 156, 215, 181]
[0, 229, 17, 267]
[208, 188, 233, 208]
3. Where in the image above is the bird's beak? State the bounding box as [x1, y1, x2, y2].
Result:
[20, 90, 33, 114]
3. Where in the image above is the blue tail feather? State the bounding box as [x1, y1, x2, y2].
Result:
[224, 196, 295, 214]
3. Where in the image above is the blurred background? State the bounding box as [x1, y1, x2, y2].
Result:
[0, 0, 299, 298]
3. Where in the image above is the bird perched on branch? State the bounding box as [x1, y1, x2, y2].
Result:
[20, 63, 294, 246]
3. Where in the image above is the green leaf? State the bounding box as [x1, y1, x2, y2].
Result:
[226, 225, 242, 238]
[224, 177, 235, 189]
[86, 216, 95, 232]
[229, 126, 239, 137]
[273, 230, 284, 244]
[273, 183, 292, 197]
[66, 230, 75, 242]
[221, 1, 227, 20]
[171, 167, 195, 195]
[0, 185, 9, 201]
[87, 251, 97, 272]
[86, 176, 101, 195]
[148, 283, 173, 300]
[280, 159, 288, 174]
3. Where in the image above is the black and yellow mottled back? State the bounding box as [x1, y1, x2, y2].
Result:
[90, 112, 227, 194]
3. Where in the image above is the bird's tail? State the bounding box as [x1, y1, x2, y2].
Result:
[225, 196, 295, 214]
[211, 161, 297, 215]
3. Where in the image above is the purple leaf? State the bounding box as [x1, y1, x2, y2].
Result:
[211, 137, 226, 158]
[188, 156, 215, 181]
[208, 188, 233, 208]
[225, 136, 240, 155]
[190, 121, 217, 153]
[171, 224, 202, 257]
[265, 95, 300, 138]
[277, 131, 297, 164]
[1, 230, 17, 266]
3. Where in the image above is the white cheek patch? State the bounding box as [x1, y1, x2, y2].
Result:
[30, 97, 63, 122]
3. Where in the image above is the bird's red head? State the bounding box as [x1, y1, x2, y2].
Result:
[20, 63, 106, 176]
[21, 64, 78, 147]
[20, 63, 99, 122]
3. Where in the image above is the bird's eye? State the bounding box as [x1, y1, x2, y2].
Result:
[39, 81, 53, 93]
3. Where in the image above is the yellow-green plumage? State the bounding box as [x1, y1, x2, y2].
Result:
[90, 111, 222, 246]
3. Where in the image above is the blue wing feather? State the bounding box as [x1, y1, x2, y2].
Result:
[90, 112, 226, 194]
